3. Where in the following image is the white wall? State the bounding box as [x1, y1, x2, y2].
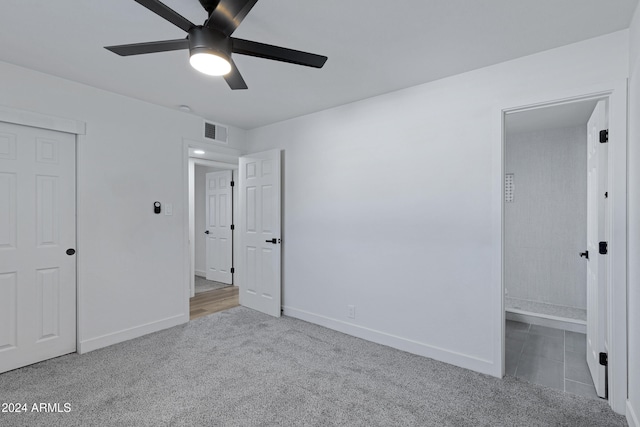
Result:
[627, 4, 640, 426]
[504, 126, 587, 309]
[0, 60, 246, 352]
[246, 31, 628, 376]
[194, 165, 218, 276]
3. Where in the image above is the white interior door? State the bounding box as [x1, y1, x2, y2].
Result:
[586, 100, 608, 398]
[205, 170, 233, 284]
[0, 121, 76, 374]
[239, 149, 281, 317]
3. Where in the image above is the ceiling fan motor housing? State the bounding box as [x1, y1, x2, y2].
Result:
[198, 0, 221, 15]
[188, 26, 231, 60]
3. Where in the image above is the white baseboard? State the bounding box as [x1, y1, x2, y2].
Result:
[283, 306, 497, 377]
[194, 270, 206, 278]
[628, 400, 639, 427]
[78, 314, 187, 354]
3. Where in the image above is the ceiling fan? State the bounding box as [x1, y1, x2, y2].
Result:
[105, 0, 328, 90]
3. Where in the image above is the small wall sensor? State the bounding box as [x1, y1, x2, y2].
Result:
[154, 201, 161, 214]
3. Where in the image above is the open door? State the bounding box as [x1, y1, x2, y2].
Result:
[238, 150, 281, 317]
[585, 99, 608, 398]
[205, 170, 233, 284]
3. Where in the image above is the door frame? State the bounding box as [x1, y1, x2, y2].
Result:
[492, 80, 628, 413]
[0, 105, 86, 354]
[182, 138, 239, 306]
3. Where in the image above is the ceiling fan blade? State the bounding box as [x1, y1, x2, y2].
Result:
[105, 39, 189, 56]
[232, 38, 327, 68]
[134, 0, 195, 32]
[224, 59, 248, 90]
[205, 0, 259, 36]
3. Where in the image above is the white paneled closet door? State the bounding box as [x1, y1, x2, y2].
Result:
[0, 121, 76, 374]
[205, 170, 233, 284]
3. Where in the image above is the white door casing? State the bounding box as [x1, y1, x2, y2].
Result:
[586, 99, 608, 398]
[0, 121, 76, 374]
[239, 149, 281, 317]
[205, 170, 233, 284]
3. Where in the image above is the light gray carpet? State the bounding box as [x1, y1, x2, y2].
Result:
[0, 307, 626, 427]
[194, 275, 230, 294]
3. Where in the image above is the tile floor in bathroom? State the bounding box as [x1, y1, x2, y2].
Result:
[505, 320, 600, 399]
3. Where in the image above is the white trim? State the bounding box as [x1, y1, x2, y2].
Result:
[283, 306, 497, 376]
[493, 80, 628, 414]
[605, 79, 628, 415]
[628, 400, 640, 427]
[0, 105, 86, 135]
[491, 103, 505, 379]
[78, 314, 185, 354]
[195, 270, 206, 278]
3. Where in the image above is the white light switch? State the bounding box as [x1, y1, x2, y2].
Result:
[165, 203, 173, 216]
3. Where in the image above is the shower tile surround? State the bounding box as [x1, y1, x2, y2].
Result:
[506, 320, 598, 399]
[504, 126, 587, 311]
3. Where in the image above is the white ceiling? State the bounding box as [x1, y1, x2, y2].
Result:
[505, 99, 600, 135]
[0, 0, 637, 129]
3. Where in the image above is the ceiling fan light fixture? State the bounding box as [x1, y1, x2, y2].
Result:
[104, 2, 327, 90]
[189, 49, 231, 76]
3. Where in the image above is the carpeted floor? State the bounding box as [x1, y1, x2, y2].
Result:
[0, 307, 627, 427]
[194, 275, 230, 294]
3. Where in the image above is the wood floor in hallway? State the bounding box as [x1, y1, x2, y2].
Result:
[190, 286, 239, 320]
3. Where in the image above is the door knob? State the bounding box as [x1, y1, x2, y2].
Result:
[265, 238, 281, 244]
[205, 230, 210, 234]
[580, 251, 589, 260]
[66, 248, 76, 256]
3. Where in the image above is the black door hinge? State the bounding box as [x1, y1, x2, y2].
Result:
[599, 129, 609, 143]
[599, 352, 608, 366]
[230, 224, 235, 230]
[599, 241, 608, 255]
[230, 181, 235, 187]
[231, 267, 235, 274]
[605, 192, 608, 199]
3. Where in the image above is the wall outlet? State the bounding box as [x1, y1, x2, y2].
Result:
[347, 305, 356, 319]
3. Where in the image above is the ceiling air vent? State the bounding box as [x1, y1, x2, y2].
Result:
[203, 120, 228, 144]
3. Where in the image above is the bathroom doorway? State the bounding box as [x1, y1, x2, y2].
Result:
[503, 98, 605, 399]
